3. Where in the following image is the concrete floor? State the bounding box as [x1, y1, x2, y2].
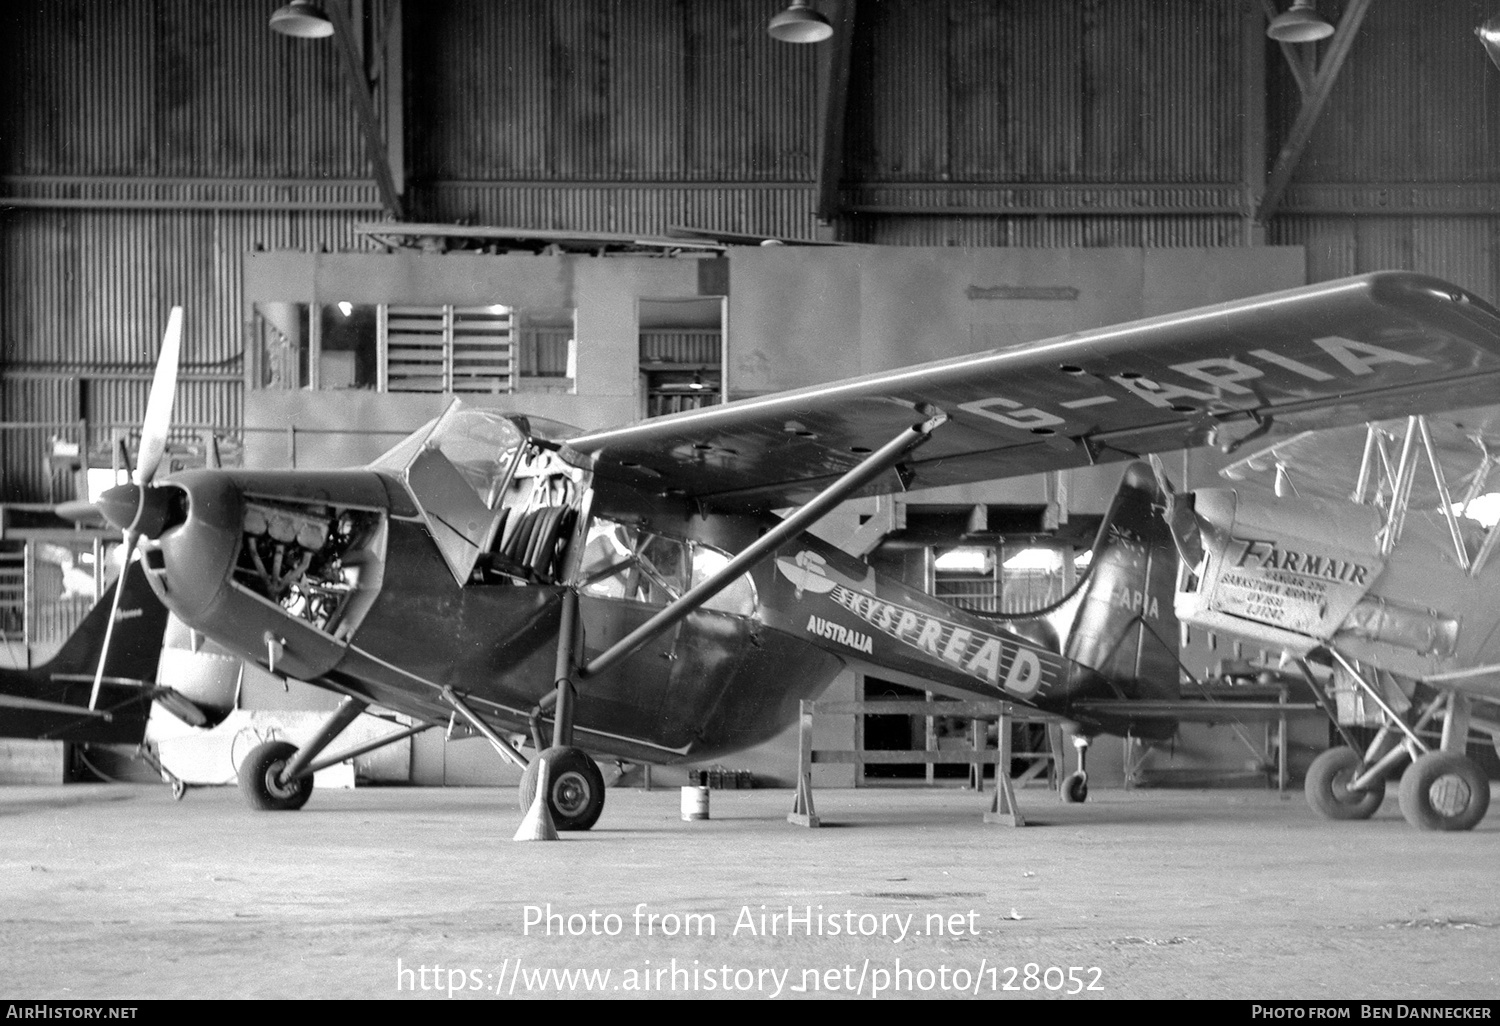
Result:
[1, 781, 1497, 1001]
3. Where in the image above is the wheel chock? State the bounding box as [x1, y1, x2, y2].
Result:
[514, 757, 560, 842]
[983, 774, 1025, 827]
[787, 772, 820, 828]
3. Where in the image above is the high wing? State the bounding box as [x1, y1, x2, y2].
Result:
[562, 272, 1500, 510]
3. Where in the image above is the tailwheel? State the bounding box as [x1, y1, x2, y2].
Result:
[1304, 746, 1385, 821]
[1062, 734, 1090, 802]
[240, 740, 314, 812]
[1062, 770, 1089, 804]
[1397, 751, 1490, 832]
[519, 746, 605, 831]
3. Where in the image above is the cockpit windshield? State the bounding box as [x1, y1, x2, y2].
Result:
[371, 400, 587, 585]
[369, 401, 582, 508]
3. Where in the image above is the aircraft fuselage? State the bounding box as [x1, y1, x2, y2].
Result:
[140, 430, 1179, 765]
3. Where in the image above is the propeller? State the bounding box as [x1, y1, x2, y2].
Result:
[1146, 454, 1206, 569]
[89, 307, 183, 709]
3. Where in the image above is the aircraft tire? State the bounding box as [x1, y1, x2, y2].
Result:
[1304, 747, 1384, 820]
[1062, 771, 1088, 803]
[1397, 751, 1490, 832]
[239, 740, 314, 812]
[519, 746, 606, 831]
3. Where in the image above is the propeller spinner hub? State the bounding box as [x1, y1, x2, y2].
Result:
[98, 481, 179, 539]
[97, 483, 142, 532]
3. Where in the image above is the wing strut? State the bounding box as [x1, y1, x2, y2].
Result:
[577, 412, 947, 681]
[442, 686, 532, 770]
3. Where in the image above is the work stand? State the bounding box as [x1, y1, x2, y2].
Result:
[787, 697, 1042, 828]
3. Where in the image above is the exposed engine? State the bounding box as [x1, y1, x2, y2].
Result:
[234, 500, 382, 631]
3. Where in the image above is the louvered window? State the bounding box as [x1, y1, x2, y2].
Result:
[380, 305, 515, 394]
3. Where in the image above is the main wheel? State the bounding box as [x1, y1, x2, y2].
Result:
[1062, 770, 1088, 804]
[1397, 751, 1490, 831]
[518, 746, 606, 831]
[1304, 746, 1385, 821]
[239, 740, 314, 812]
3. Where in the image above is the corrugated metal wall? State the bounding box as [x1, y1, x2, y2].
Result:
[405, 0, 819, 184]
[4, 0, 1499, 502]
[3, 0, 366, 177]
[1270, 0, 1500, 185]
[847, 0, 1243, 183]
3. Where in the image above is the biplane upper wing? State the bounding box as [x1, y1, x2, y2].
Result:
[1217, 407, 1500, 505]
[562, 273, 1500, 510]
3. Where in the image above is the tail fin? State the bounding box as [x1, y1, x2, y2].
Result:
[1051, 462, 1181, 713]
[0, 561, 168, 743]
[40, 560, 170, 682]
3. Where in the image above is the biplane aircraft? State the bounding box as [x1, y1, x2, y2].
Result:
[0, 561, 168, 746]
[91, 272, 1500, 830]
[1155, 406, 1500, 831]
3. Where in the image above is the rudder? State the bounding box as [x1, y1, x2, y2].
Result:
[1053, 463, 1180, 709]
[43, 560, 170, 683]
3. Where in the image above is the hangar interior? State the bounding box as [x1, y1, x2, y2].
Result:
[3, 0, 1499, 796]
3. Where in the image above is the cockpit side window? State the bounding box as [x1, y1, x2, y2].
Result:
[579, 519, 684, 606]
[579, 517, 757, 616]
[691, 543, 758, 616]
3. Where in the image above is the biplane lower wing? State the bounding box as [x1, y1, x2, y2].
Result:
[563, 273, 1500, 510]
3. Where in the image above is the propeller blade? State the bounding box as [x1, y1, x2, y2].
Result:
[91, 307, 181, 708]
[54, 498, 105, 526]
[89, 535, 137, 710]
[134, 306, 183, 487]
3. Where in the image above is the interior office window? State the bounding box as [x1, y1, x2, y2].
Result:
[254, 302, 310, 389]
[516, 307, 578, 393]
[319, 302, 379, 389]
[639, 297, 724, 418]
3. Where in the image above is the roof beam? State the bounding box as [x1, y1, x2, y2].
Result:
[815, 0, 858, 228]
[327, 0, 405, 220]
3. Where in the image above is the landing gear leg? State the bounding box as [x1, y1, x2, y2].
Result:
[518, 589, 605, 831]
[1062, 734, 1090, 803]
[240, 696, 369, 810]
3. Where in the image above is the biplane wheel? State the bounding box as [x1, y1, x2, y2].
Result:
[1397, 751, 1490, 832]
[1062, 770, 1088, 804]
[519, 746, 606, 831]
[170, 778, 187, 801]
[1305, 747, 1384, 821]
[239, 740, 314, 812]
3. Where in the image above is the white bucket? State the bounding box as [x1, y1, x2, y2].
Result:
[680, 785, 710, 821]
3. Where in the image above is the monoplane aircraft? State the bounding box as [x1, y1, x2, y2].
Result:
[91, 272, 1500, 830]
[1156, 407, 1500, 831]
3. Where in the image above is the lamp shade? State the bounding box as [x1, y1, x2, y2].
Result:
[270, 1, 334, 39]
[1478, 16, 1500, 72]
[1267, 1, 1334, 43]
[768, 1, 833, 44]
